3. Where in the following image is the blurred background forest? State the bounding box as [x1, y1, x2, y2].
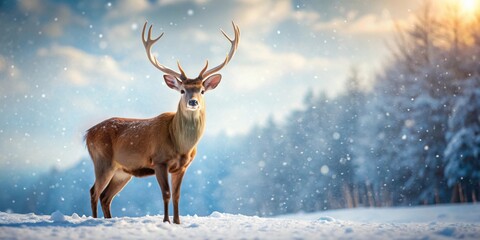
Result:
[1, 1, 479, 217]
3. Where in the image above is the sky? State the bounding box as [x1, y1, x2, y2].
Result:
[0, 0, 422, 173]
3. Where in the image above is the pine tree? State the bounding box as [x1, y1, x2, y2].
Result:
[444, 77, 480, 202]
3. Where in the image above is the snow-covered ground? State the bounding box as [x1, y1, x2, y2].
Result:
[1, 204, 479, 240]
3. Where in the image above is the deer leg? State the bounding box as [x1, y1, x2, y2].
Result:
[171, 170, 186, 224]
[89, 185, 97, 218]
[154, 164, 171, 223]
[100, 171, 132, 218]
[90, 166, 115, 218]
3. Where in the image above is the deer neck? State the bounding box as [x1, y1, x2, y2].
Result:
[170, 102, 206, 154]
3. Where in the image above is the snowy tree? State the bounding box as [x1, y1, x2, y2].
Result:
[218, 120, 289, 216]
[444, 77, 480, 202]
[363, 0, 480, 206]
[335, 67, 366, 207]
[287, 92, 337, 211]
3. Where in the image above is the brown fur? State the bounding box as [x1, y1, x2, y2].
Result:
[86, 97, 205, 224]
[122, 168, 154, 177]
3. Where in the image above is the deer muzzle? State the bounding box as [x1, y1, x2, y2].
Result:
[186, 99, 200, 111]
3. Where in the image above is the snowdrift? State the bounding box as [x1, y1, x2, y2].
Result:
[1, 204, 479, 239]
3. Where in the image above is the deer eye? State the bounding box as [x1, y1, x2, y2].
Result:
[181, 90, 185, 94]
[201, 90, 205, 94]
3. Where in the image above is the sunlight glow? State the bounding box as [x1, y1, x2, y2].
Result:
[460, 0, 478, 13]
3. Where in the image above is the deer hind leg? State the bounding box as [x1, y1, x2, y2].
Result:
[100, 170, 132, 218]
[90, 162, 116, 218]
[154, 164, 171, 223]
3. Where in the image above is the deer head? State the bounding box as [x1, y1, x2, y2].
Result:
[141, 21, 240, 112]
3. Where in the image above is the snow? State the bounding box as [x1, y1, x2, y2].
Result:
[1, 204, 479, 240]
[49, 211, 66, 222]
[281, 203, 480, 223]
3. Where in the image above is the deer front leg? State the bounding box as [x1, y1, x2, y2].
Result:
[171, 170, 186, 224]
[154, 164, 171, 223]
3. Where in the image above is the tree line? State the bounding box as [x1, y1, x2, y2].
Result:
[213, 1, 480, 216]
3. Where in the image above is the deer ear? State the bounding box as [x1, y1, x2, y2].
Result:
[203, 74, 222, 92]
[163, 75, 182, 91]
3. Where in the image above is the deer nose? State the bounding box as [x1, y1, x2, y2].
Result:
[188, 99, 199, 107]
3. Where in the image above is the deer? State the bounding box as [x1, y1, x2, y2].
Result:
[85, 21, 239, 224]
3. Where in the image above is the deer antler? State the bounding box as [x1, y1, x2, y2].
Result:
[200, 21, 240, 79]
[142, 22, 187, 80]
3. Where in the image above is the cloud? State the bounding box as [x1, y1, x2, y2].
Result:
[105, 0, 212, 20]
[275, 4, 410, 37]
[290, 9, 322, 24]
[18, 0, 44, 13]
[187, 29, 211, 43]
[311, 11, 401, 36]
[103, 22, 141, 53]
[224, 38, 332, 91]
[232, 0, 397, 37]
[157, 0, 210, 6]
[234, 0, 291, 34]
[36, 45, 131, 89]
[17, 1, 88, 38]
[106, 0, 151, 20]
